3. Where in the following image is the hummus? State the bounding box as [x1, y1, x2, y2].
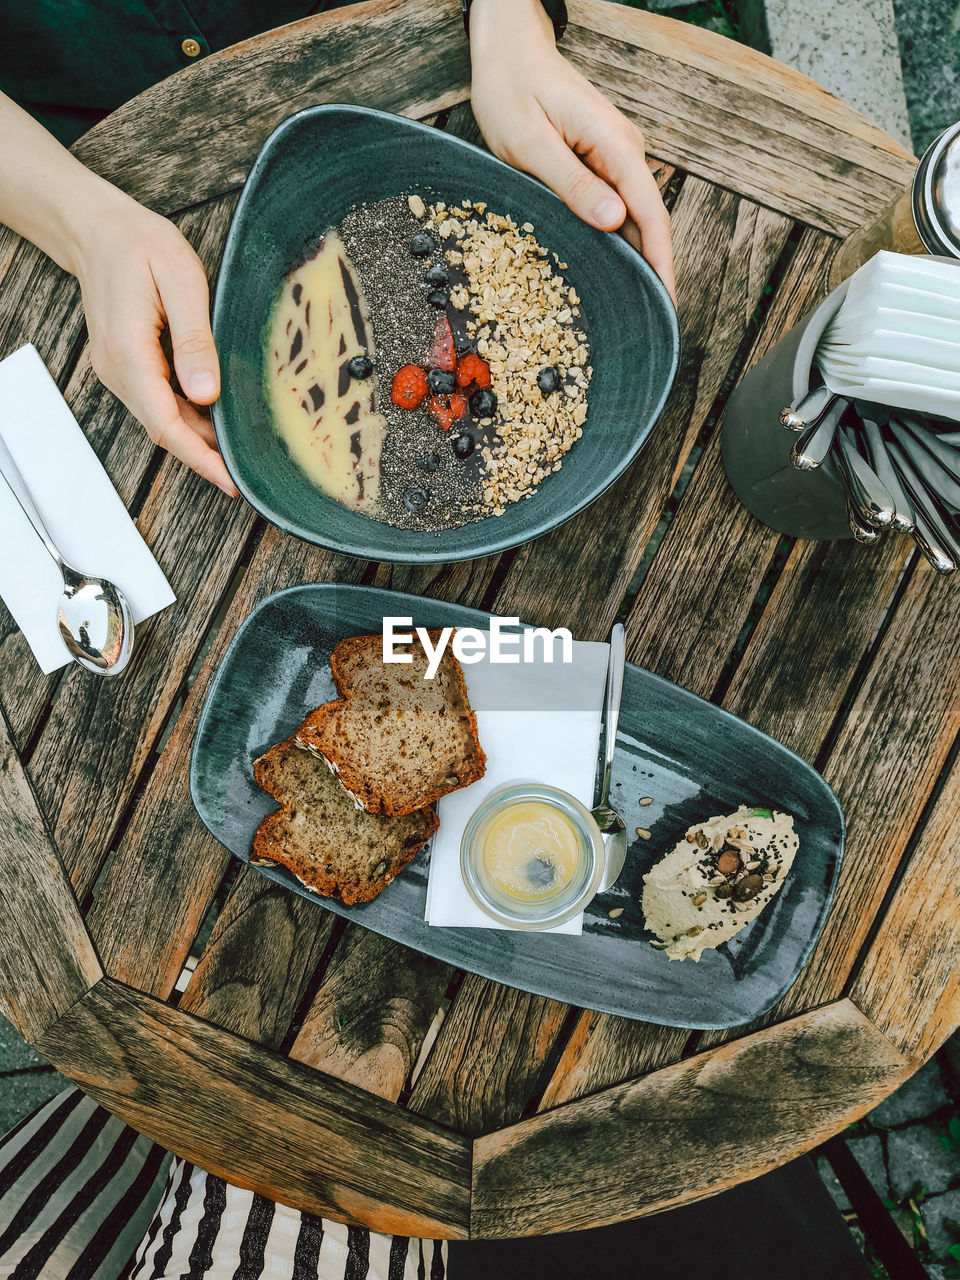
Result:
[641, 806, 798, 961]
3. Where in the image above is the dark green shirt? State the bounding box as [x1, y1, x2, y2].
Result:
[0, 0, 358, 146]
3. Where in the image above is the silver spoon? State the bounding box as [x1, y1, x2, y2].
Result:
[833, 428, 896, 527]
[897, 415, 960, 486]
[0, 443, 134, 675]
[791, 396, 848, 470]
[885, 438, 960, 570]
[858, 418, 915, 533]
[911, 511, 956, 574]
[780, 384, 833, 432]
[595, 622, 627, 893]
[846, 497, 882, 544]
[889, 421, 960, 510]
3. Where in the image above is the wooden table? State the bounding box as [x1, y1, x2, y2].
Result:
[0, 0, 955, 1242]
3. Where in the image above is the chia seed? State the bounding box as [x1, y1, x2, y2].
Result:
[337, 195, 483, 531]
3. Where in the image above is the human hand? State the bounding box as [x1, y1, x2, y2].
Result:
[72, 195, 238, 496]
[468, 0, 676, 303]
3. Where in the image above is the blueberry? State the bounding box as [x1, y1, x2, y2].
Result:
[410, 232, 436, 257]
[347, 355, 373, 379]
[469, 387, 497, 418]
[415, 453, 440, 473]
[403, 486, 430, 514]
[427, 289, 449, 309]
[425, 262, 449, 286]
[426, 368, 456, 394]
[537, 366, 560, 394]
[452, 434, 475, 459]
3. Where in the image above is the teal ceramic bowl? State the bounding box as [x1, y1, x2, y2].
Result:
[212, 104, 679, 563]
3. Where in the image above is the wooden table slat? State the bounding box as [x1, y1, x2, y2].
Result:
[0, 709, 102, 1042]
[289, 928, 455, 1102]
[851, 751, 960, 1062]
[624, 227, 836, 695]
[773, 559, 960, 1022]
[36, 977, 472, 1239]
[407, 974, 570, 1137]
[537, 1016, 691, 1110]
[179, 866, 339, 1050]
[471, 999, 907, 1238]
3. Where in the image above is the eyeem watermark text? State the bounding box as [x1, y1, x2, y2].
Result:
[383, 616, 573, 679]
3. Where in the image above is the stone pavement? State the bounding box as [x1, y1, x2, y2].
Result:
[816, 1042, 960, 1278]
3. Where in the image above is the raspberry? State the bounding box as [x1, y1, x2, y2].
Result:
[426, 316, 456, 371]
[455, 353, 491, 389]
[426, 393, 469, 431]
[391, 364, 429, 410]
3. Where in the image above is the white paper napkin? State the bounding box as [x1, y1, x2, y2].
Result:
[0, 344, 175, 673]
[425, 633, 609, 934]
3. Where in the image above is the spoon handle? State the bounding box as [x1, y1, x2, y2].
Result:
[0, 435, 65, 572]
[598, 623, 626, 809]
[790, 396, 847, 470]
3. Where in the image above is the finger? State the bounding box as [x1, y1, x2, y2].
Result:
[137, 375, 238, 496]
[588, 131, 677, 303]
[513, 107, 627, 230]
[176, 393, 218, 448]
[152, 253, 221, 405]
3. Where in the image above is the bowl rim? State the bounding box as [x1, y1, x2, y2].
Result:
[211, 102, 680, 564]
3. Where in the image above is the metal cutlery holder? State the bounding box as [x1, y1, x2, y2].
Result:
[721, 281, 853, 539]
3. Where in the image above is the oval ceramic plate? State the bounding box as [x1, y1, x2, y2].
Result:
[212, 104, 679, 563]
[190, 585, 845, 1030]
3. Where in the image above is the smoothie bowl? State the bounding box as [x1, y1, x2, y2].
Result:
[212, 104, 679, 563]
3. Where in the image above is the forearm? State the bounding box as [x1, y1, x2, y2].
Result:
[0, 91, 133, 277]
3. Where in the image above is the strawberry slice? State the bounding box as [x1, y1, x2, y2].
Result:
[426, 315, 456, 371]
[426, 393, 469, 431]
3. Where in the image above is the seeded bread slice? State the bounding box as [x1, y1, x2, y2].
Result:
[294, 631, 486, 817]
[252, 737, 437, 905]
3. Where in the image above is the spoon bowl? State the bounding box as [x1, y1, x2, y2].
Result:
[58, 568, 135, 675]
[0, 440, 135, 676]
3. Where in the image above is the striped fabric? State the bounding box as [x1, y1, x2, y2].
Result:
[127, 1160, 447, 1280]
[0, 1087, 446, 1280]
[0, 1087, 173, 1280]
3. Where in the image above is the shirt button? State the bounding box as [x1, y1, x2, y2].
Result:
[181, 37, 201, 57]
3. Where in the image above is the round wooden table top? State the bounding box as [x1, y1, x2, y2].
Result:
[0, 0, 955, 1243]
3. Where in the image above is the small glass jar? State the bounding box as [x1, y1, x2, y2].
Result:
[460, 781, 605, 930]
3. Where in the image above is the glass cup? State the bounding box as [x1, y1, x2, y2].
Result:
[460, 781, 605, 930]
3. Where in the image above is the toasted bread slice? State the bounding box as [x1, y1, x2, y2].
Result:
[293, 631, 486, 817]
[252, 737, 437, 905]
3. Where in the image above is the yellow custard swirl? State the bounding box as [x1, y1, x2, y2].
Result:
[479, 801, 581, 901]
